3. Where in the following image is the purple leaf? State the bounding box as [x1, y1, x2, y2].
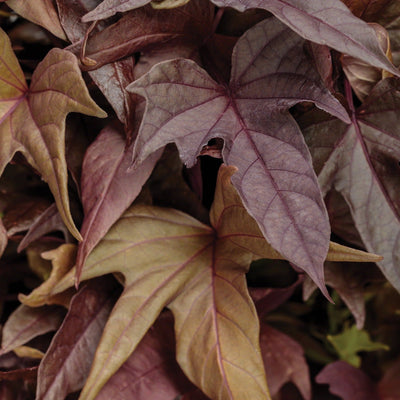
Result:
[96, 312, 208, 400]
[76, 123, 161, 282]
[250, 275, 303, 318]
[260, 323, 311, 399]
[210, 0, 400, 77]
[378, 356, 400, 399]
[17, 203, 71, 252]
[36, 277, 120, 400]
[57, 0, 136, 131]
[127, 17, 350, 295]
[89, 58, 136, 133]
[82, 0, 152, 21]
[316, 361, 379, 400]
[80, 2, 213, 70]
[0, 304, 65, 356]
[303, 262, 383, 329]
[304, 78, 400, 291]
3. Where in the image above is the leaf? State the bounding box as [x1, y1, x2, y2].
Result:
[82, 0, 153, 21]
[76, 0, 214, 70]
[0, 304, 65, 356]
[151, 0, 191, 9]
[303, 78, 400, 291]
[327, 324, 389, 367]
[36, 277, 120, 400]
[325, 189, 364, 248]
[49, 165, 271, 400]
[342, 0, 400, 65]
[13, 346, 44, 360]
[17, 203, 71, 252]
[128, 17, 351, 296]
[0, 219, 6, 258]
[378, 356, 400, 399]
[211, 0, 400, 77]
[19, 244, 77, 308]
[3, 197, 51, 237]
[260, 323, 311, 400]
[75, 123, 162, 284]
[303, 262, 383, 329]
[316, 360, 379, 400]
[5, 0, 67, 40]
[96, 312, 208, 400]
[0, 29, 107, 240]
[56, 0, 137, 131]
[83, 0, 400, 76]
[342, 23, 393, 101]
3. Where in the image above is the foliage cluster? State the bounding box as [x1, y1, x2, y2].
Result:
[0, 0, 400, 399]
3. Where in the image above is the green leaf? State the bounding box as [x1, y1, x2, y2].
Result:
[327, 324, 389, 367]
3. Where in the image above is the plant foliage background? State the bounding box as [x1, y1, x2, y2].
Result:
[0, 0, 400, 399]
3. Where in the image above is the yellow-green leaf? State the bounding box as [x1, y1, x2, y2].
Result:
[0, 29, 107, 240]
[328, 324, 389, 367]
[151, 0, 191, 9]
[50, 166, 271, 400]
[19, 244, 77, 308]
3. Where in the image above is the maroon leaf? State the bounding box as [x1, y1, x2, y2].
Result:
[303, 262, 383, 329]
[2, 198, 51, 238]
[82, 0, 152, 21]
[89, 58, 136, 133]
[82, 0, 400, 78]
[57, 0, 136, 132]
[78, 2, 213, 70]
[96, 312, 208, 400]
[260, 323, 311, 399]
[128, 17, 350, 295]
[251, 275, 303, 318]
[325, 189, 364, 248]
[378, 356, 400, 399]
[0, 305, 65, 356]
[76, 123, 161, 283]
[316, 360, 380, 400]
[36, 277, 120, 400]
[211, 0, 400, 77]
[0, 366, 38, 382]
[303, 78, 400, 291]
[17, 203, 72, 252]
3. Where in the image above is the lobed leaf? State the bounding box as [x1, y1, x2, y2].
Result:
[211, 0, 400, 77]
[128, 17, 353, 296]
[327, 324, 389, 367]
[0, 29, 107, 240]
[305, 78, 400, 291]
[83, 0, 400, 78]
[49, 165, 271, 400]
